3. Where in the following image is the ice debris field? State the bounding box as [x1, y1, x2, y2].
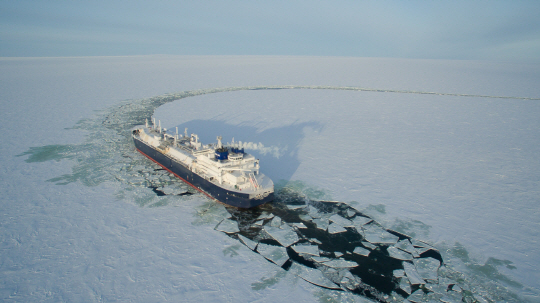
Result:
[2, 56, 540, 302]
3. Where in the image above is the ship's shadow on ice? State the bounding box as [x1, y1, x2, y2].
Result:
[169, 119, 323, 182]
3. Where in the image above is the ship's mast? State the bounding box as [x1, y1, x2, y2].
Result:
[217, 136, 223, 148]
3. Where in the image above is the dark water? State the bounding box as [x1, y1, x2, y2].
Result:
[219, 191, 444, 302]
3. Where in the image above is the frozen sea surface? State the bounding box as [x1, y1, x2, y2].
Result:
[1, 56, 540, 302]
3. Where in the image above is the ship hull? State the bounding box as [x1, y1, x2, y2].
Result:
[133, 137, 273, 208]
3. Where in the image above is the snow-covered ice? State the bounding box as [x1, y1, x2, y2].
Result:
[2, 55, 539, 302]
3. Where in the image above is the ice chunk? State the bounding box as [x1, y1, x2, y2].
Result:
[307, 205, 322, 218]
[214, 218, 239, 234]
[411, 239, 436, 251]
[263, 225, 299, 247]
[352, 215, 372, 227]
[238, 234, 257, 251]
[256, 212, 274, 221]
[393, 269, 405, 278]
[395, 239, 419, 257]
[269, 216, 282, 227]
[328, 222, 347, 234]
[292, 222, 307, 229]
[403, 262, 425, 285]
[256, 243, 289, 267]
[291, 244, 320, 256]
[289, 262, 340, 290]
[286, 204, 307, 210]
[414, 257, 440, 282]
[362, 224, 399, 245]
[399, 277, 412, 295]
[329, 214, 354, 227]
[346, 209, 356, 218]
[424, 283, 447, 295]
[310, 256, 331, 263]
[320, 259, 358, 268]
[387, 246, 413, 261]
[407, 289, 425, 303]
[318, 266, 348, 285]
[298, 214, 312, 222]
[334, 251, 343, 257]
[362, 241, 377, 250]
[439, 291, 464, 303]
[353, 246, 370, 257]
[253, 219, 264, 226]
[312, 218, 329, 230]
[340, 271, 359, 290]
[309, 238, 322, 245]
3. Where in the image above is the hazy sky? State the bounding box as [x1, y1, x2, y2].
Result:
[2, 0, 540, 61]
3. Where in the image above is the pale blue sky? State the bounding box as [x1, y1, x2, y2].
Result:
[1, 0, 539, 61]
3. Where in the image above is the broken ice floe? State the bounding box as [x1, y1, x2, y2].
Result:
[398, 277, 412, 295]
[414, 257, 440, 283]
[292, 222, 307, 229]
[352, 215, 372, 227]
[238, 234, 257, 251]
[393, 269, 405, 278]
[289, 262, 340, 290]
[213, 198, 462, 302]
[285, 204, 307, 210]
[387, 246, 414, 261]
[362, 223, 399, 245]
[361, 241, 377, 250]
[407, 289, 425, 303]
[328, 214, 354, 227]
[256, 243, 289, 267]
[214, 218, 239, 234]
[353, 246, 370, 257]
[312, 217, 329, 230]
[328, 222, 347, 234]
[256, 212, 275, 221]
[319, 259, 358, 269]
[263, 225, 299, 247]
[310, 256, 332, 263]
[403, 261, 425, 285]
[395, 239, 420, 257]
[291, 244, 320, 256]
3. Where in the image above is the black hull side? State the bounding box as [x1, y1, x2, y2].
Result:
[133, 137, 273, 208]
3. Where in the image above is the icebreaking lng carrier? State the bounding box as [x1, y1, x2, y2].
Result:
[132, 119, 274, 208]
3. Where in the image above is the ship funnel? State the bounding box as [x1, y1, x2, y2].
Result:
[158, 120, 162, 133]
[145, 118, 148, 128]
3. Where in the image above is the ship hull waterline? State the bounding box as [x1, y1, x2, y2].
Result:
[133, 137, 274, 208]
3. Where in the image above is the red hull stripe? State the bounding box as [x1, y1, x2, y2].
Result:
[135, 147, 216, 201]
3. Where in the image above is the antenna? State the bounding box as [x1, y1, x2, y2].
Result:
[176, 127, 178, 139]
[158, 120, 161, 133]
[152, 118, 156, 129]
[145, 118, 148, 128]
[184, 128, 188, 137]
